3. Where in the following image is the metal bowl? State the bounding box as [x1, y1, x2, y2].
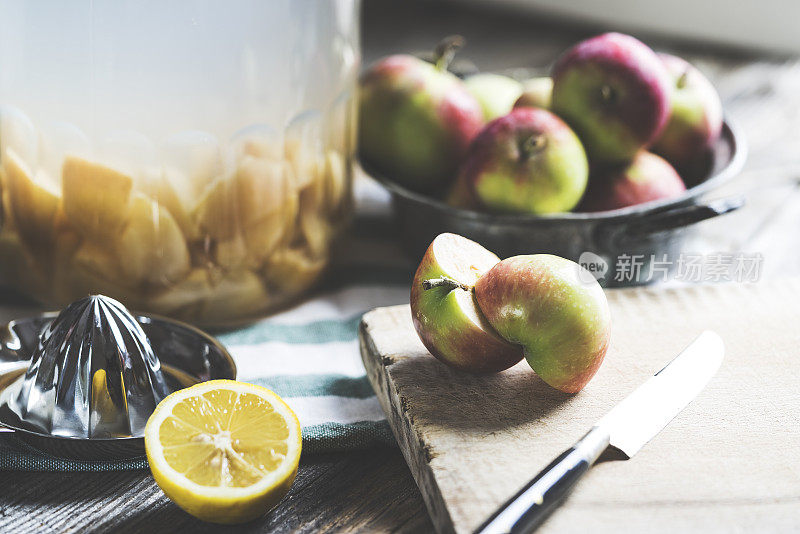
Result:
[0, 312, 236, 460]
[365, 118, 746, 287]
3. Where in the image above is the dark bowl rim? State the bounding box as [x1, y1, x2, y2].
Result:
[0, 311, 237, 445]
[364, 117, 746, 224]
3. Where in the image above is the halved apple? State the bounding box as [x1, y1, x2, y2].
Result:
[62, 155, 133, 243]
[118, 194, 191, 287]
[410, 233, 524, 373]
[474, 254, 611, 393]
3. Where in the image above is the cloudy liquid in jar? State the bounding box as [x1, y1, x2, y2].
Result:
[0, 0, 360, 327]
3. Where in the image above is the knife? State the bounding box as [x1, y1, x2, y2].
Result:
[475, 330, 724, 534]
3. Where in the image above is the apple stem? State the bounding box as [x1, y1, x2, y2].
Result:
[600, 84, 616, 104]
[422, 277, 471, 292]
[433, 35, 466, 72]
[677, 69, 689, 90]
[520, 134, 547, 159]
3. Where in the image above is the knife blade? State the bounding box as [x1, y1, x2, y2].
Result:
[475, 330, 724, 534]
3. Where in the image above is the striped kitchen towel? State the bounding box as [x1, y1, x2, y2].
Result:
[0, 178, 417, 471]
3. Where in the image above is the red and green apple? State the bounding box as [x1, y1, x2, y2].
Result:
[513, 77, 553, 110]
[581, 151, 686, 212]
[464, 73, 524, 121]
[474, 254, 611, 393]
[652, 53, 723, 175]
[551, 32, 672, 163]
[410, 233, 524, 373]
[454, 107, 588, 214]
[358, 54, 484, 193]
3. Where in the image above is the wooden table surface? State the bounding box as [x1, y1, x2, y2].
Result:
[2, 1, 800, 532]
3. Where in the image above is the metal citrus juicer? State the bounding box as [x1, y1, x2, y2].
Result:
[0, 295, 236, 460]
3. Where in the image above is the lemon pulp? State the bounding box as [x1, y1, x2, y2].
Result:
[145, 380, 302, 524]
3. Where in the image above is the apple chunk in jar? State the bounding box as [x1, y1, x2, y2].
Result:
[0, 0, 359, 327]
[0, 111, 352, 327]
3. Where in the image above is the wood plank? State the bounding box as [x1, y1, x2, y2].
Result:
[360, 282, 800, 534]
[0, 449, 432, 533]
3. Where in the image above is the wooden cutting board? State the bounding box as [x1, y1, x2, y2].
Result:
[359, 280, 800, 534]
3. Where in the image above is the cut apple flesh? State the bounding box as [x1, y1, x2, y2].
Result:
[410, 232, 524, 374]
[193, 176, 239, 241]
[429, 243, 515, 349]
[235, 155, 290, 227]
[431, 232, 502, 287]
[139, 168, 199, 241]
[61, 242, 139, 306]
[62, 155, 134, 244]
[262, 246, 327, 295]
[149, 268, 269, 325]
[118, 194, 191, 287]
[3, 148, 60, 250]
[451, 288, 511, 344]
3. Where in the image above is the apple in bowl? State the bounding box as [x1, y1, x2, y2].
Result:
[580, 151, 686, 212]
[358, 54, 484, 194]
[652, 53, 723, 176]
[452, 107, 589, 215]
[513, 76, 553, 110]
[551, 32, 672, 163]
[464, 73, 524, 121]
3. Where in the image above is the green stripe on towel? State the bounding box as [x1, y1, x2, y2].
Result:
[252, 374, 376, 399]
[218, 315, 362, 345]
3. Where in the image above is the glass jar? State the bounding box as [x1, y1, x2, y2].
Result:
[0, 0, 360, 327]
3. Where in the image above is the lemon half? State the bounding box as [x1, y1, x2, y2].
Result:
[145, 380, 302, 524]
